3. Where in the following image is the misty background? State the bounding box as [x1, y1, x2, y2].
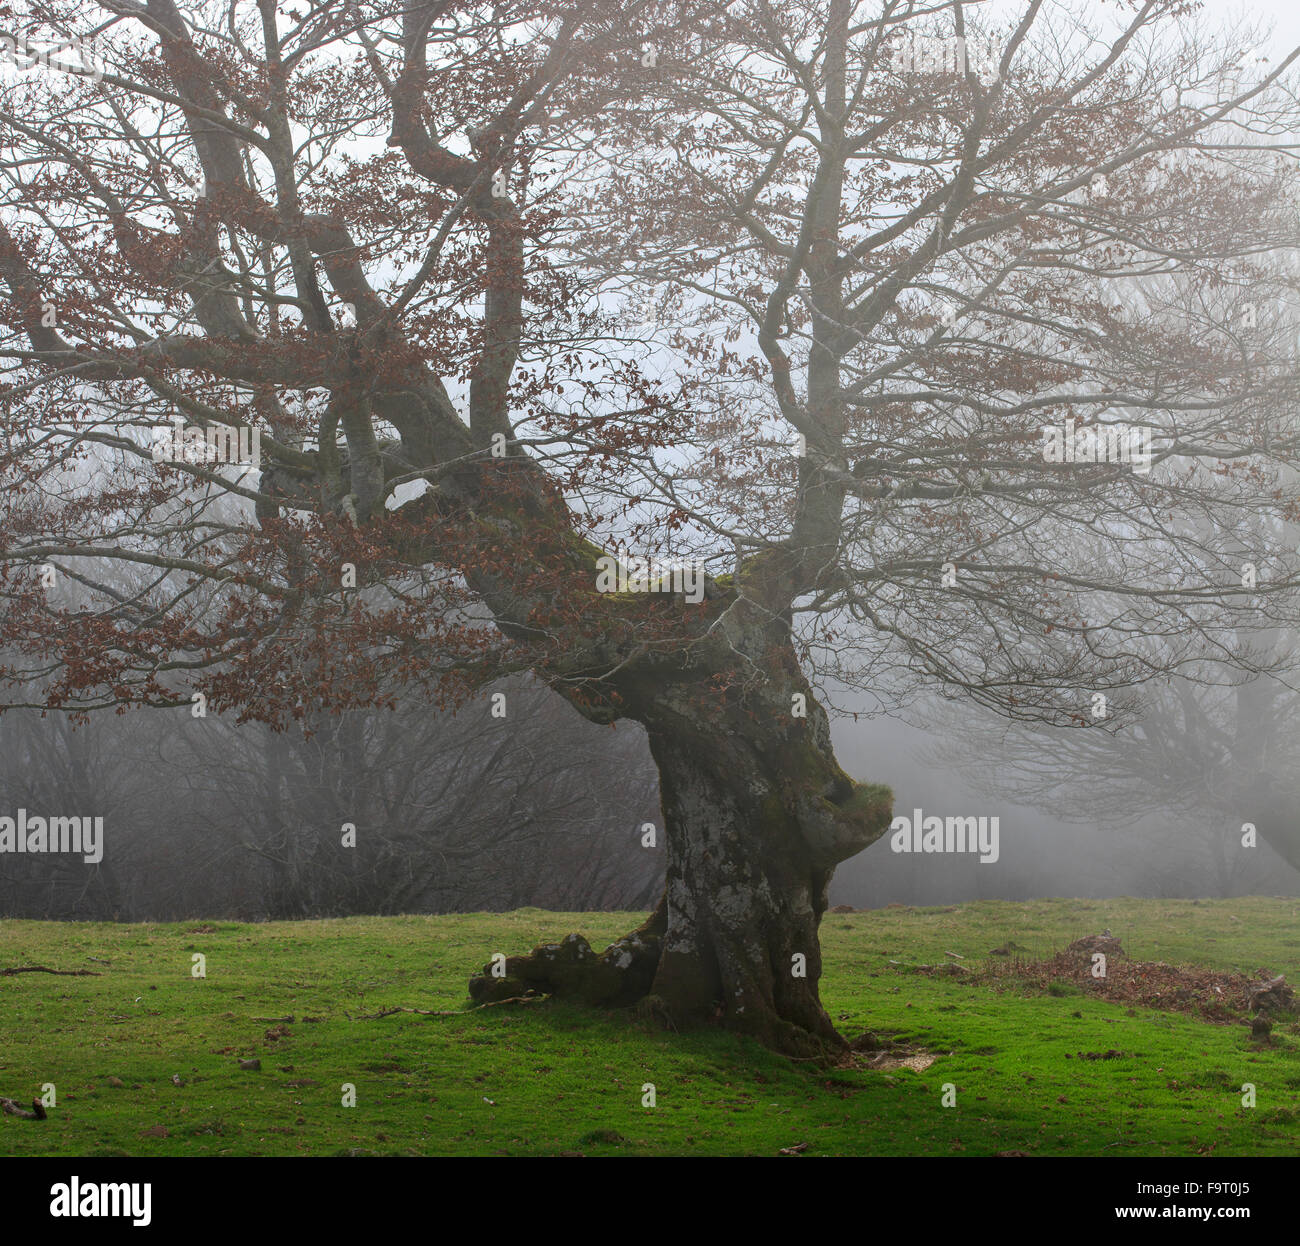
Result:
[2, 663, 1294, 920]
[3, 0, 1299, 923]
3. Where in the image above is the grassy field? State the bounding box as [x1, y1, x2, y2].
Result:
[2, 897, 1298, 1157]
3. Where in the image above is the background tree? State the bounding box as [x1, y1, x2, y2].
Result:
[0, 673, 662, 919]
[1, 0, 1299, 1055]
[915, 635, 1300, 897]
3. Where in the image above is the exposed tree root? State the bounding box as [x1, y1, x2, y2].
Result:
[466, 911, 849, 1062]
[468, 911, 664, 1011]
[0, 1098, 46, 1120]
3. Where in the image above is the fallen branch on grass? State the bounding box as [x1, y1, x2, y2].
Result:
[0, 1098, 47, 1120]
[349, 994, 545, 1021]
[351, 1006, 444, 1019]
[0, 965, 100, 977]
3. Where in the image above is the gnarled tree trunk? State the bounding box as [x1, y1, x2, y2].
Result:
[470, 621, 893, 1058]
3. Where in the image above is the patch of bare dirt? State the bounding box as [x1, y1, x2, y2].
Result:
[857, 1049, 938, 1073]
[840, 1030, 940, 1072]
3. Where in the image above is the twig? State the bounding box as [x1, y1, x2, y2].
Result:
[0, 965, 100, 977]
[351, 1006, 441, 1019]
[348, 995, 544, 1020]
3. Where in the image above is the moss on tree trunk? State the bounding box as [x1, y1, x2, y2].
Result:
[470, 642, 892, 1058]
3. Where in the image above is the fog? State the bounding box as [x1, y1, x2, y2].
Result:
[828, 711, 1300, 908]
[2, 668, 1293, 919]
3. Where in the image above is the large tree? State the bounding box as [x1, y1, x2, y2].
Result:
[1, 0, 1299, 1056]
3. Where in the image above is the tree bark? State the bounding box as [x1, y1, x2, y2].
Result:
[470, 627, 892, 1058]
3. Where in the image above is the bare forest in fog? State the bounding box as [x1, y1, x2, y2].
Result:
[3, 656, 1295, 918]
[0, 675, 661, 919]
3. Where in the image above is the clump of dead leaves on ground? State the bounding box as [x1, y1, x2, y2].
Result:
[976, 934, 1295, 1025]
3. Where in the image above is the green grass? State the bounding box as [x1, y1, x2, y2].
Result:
[2, 897, 1298, 1156]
